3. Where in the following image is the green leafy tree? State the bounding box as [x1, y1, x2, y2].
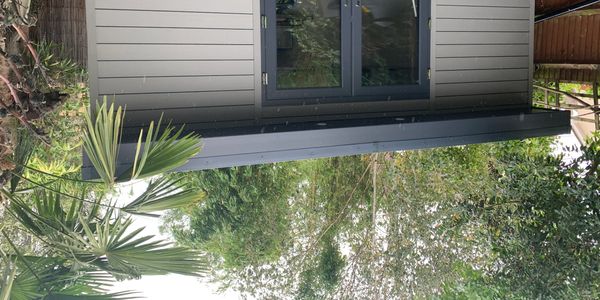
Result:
[163, 131, 599, 299]
[479, 135, 599, 298]
[163, 163, 301, 270]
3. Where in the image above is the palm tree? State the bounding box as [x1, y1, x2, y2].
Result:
[0, 100, 207, 299]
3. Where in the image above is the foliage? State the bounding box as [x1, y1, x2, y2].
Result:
[0, 252, 138, 300]
[164, 163, 301, 270]
[1, 4, 209, 298]
[0, 2, 74, 147]
[478, 133, 599, 298]
[0, 101, 207, 298]
[83, 99, 201, 185]
[162, 134, 600, 299]
[295, 235, 345, 300]
[25, 41, 88, 181]
[435, 264, 519, 300]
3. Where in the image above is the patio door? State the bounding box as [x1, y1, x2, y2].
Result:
[263, 0, 429, 102]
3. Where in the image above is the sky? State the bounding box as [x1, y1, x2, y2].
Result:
[110, 132, 582, 300]
[110, 182, 242, 300]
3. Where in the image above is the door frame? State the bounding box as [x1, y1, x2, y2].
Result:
[262, 0, 431, 104]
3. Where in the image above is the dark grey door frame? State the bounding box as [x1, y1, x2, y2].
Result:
[262, 0, 430, 104]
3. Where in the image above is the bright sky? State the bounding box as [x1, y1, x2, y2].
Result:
[110, 183, 242, 300]
[110, 132, 581, 300]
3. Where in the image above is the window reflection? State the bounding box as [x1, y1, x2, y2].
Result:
[361, 0, 419, 87]
[276, 0, 342, 89]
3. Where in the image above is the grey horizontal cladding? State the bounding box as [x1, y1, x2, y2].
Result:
[432, 0, 533, 109]
[95, 10, 253, 29]
[436, 19, 529, 32]
[90, 0, 259, 130]
[436, 32, 529, 45]
[98, 60, 254, 78]
[96, 27, 253, 45]
[102, 90, 255, 110]
[436, 44, 529, 57]
[123, 105, 255, 126]
[436, 0, 530, 7]
[436, 57, 530, 71]
[97, 44, 254, 60]
[436, 81, 529, 97]
[434, 93, 529, 109]
[436, 69, 529, 84]
[437, 6, 530, 20]
[95, 0, 252, 14]
[98, 75, 254, 94]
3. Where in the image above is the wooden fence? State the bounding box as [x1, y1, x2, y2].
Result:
[32, 0, 87, 66]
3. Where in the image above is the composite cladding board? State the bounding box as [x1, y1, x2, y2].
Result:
[433, 0, 533, 110]
[88, 0, 257, 127]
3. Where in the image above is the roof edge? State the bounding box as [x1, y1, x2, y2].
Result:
[83, 108, 571, 179]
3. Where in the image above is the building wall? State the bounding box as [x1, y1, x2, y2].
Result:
[86, 0, 259, 128]
[431, 0, 533, 110]
[87, 0, 535, 129]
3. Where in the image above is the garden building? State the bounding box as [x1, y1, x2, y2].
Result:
[83, 0, 571, 176]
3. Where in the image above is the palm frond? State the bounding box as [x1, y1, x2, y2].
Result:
[43, 292, 139, 300]
[122, 117, 201, 182]
[82, 99, 201, 185]
[1, 231, 136, 300]
[6, 193, 207, 279]
[82, 99, 124, 185]
[122, 177, 205, 216]
[9, 128, 37, 193]
[0, 255, 138, 300]
[5, 189, 92, 238]
[0, 252, 18, 300]
[58, 214, 208, 278]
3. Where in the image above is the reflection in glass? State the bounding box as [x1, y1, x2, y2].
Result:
[361, 0, 419, 87]
[276, 0, 341, 89]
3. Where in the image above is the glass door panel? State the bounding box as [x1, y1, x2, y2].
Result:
[276, 0, 342, 89]
[361, 0, 419, 87]
[266, 0, 351, 100]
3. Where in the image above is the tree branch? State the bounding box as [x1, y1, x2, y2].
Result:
[12, 24, 51, 85]
[0, 98, 49, 145]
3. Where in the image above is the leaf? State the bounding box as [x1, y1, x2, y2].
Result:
[122, 177, 205, 216]
[122, 117, 201, 182]
[83, 98, 201, 185]
[9, 128, 37, 193]
[82, 98, 124, 185]
[43, 292, 139, 300]
[5, 189, 208, 279]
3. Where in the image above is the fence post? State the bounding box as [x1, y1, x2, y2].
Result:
[594, 81, 599, 130]
[544, 81, 549, 108]
[555, 80, 561, 108]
